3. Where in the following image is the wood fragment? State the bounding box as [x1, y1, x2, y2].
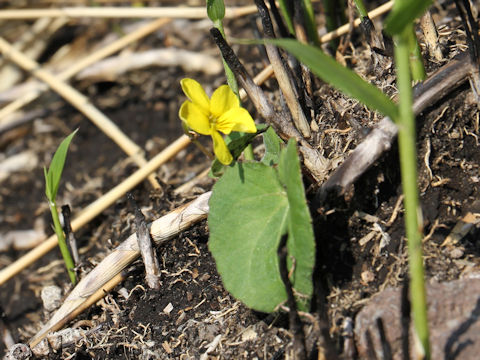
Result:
[420, 11, 444, 62]
[61, 205, 79, 265]
[128, 194, 161, 290]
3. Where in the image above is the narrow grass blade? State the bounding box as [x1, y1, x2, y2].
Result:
[269, 39, 399, 120]
[45, 129, 78, 201]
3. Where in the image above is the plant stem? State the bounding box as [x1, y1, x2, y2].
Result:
[353, 0, 369, 18]
[300, 0, 320, 46]
[277, 0, 295, 35]
[407, 26, 426, 81]
[394, 24, 430, 359]
[49, 201, 77, 285]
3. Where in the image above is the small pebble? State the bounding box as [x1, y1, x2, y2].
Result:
[41, 285, 62, 312]
[361, 270, 375, 284]
[450, 247, 464, 259]
[6, 343, 32, 360]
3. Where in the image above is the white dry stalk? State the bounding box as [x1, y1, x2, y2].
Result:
[0, 6, 258, 20]
[75, 48, 223, 81]
[29, 192, 211, 348]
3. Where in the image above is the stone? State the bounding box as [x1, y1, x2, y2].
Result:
[355, 278, 480, 359]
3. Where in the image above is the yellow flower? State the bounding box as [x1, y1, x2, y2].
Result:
[179, 78, 257, 165]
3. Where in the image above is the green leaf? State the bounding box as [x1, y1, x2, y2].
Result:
[269, 39, 399, 121]
[277, 140, 315, 308]
[209, 162, 288, 312]
[44, 129, 78, 201]
[262, 126, 283, 166]
[209, 141, 315, 312]
[207, 0, 225, 22]
[385, 0, 433, 36]
[210, 124, 268, 177]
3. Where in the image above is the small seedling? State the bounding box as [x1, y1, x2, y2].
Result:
[44, 129, 78, 285]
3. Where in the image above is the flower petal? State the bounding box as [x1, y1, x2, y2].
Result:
[211, 131, 233, 165]
[210, 84, 239, 118]
[179, 101, 212, 135]
[180, 78, 210, 113]
[216, 108, 257, 134]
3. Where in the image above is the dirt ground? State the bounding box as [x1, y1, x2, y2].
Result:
[1, 1, 480, 359]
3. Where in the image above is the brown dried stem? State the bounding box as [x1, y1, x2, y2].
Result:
[255, 0, 311, 139]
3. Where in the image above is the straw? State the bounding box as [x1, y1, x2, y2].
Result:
[0, 6, 258, 20]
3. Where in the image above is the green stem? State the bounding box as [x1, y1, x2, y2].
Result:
[353, 0, 369, 18]
[301, 0, 320, 47]
[322, 0, 344, 50]
[407, 26, 426, 82]
[243, 144, 255, 160]
[278, 0, 295, 35]
[394, 24, 430, 359]
[49, 201, 77, 285]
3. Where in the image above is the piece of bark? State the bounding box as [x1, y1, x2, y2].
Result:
[129, 194, 161, 290]
[355, 278, 480, 359]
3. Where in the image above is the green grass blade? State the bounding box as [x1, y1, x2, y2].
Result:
[385, 0, 433, 35]
[270, 39, 399, 120]
[45, 129, 78, 201]
[277, 0, 295, 35]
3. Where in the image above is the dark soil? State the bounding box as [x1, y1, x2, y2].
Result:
[2, 1, 480, 359]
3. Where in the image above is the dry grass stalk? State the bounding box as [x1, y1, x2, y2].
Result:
[75, 48, 223, 81]
[29, 191, 211, 348]
[0, 18, 171, 126]
[256, 0, 312, 139]
[0, 36, 160, 188]
[0, 135, 191, 286]
[0, 6, 258, 19]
